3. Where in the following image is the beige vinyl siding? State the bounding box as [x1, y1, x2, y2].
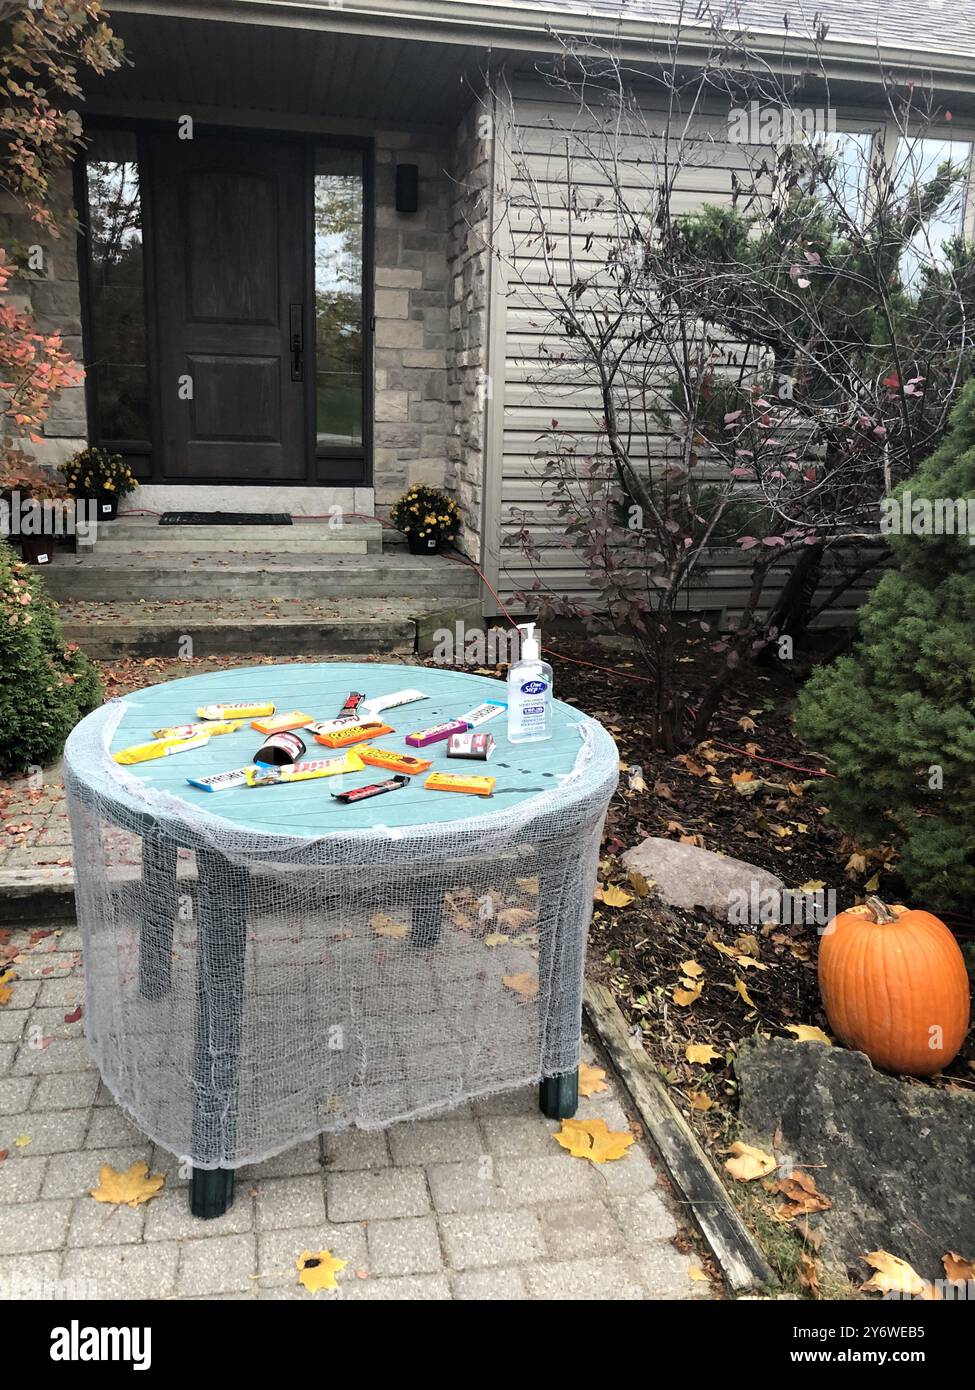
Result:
[495, 78, 885, 625]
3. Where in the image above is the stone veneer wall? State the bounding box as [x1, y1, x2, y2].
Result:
[0, 168, 87, 472]
[372, 130, 453, 514]
[445, 101, 492, 564]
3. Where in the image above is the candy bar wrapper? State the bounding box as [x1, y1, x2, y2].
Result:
[315, 721, 394, 748]
[251, 711, 315, 734]
[424, 771, 495, 797]
[152, 720, 244, 739]
[405, 719, 469, 748]
[457, 701, 507, 728]
[358, 746, 433, 775]
[244, 750, 365, 787]
[446, 732, 495, 761]
[197, 701, 275, 721]
[337, 691, 364, 717]
[360, 688, 428, 717]
[306, 715, 381, 739]
[114, 734, 210, 766]
[332, 774, 410, 804]
[187, 766, 256, 793]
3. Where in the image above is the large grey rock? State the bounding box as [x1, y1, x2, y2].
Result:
[737, 1037, 975, 1282]
[621, 837, 784, 921]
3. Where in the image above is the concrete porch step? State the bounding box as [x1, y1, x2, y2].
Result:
[86, 515, 385, 555]
[57, 596, 482, 659]
[43, 550, 480, 602]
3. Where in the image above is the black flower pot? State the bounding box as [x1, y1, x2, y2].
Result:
[95, 491, 119, 521]
[19, 533, 55, 566]
[407, 532, 441, 555]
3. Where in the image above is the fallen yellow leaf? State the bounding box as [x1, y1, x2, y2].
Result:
[370, 913, 408, 940]
[553, 1117, 635, 1164]
[685, 1043, 721, 1065]
[90, 1161, 165, 1209]
[13, 1134, 31, 1149]
[680, 959, 705, 978]
[626, 870, 654, 897]
[497, 906, 536, 930]
[861, 1250, 938, 1300]
[483, 933, 509, 947]
[724, 1141, 776, 1182]
[785, 1025, 832, 1045]
[502, 972, 539, 1001]
[593, 883, 634, 908]
[771, 1170, 831, 1217]
[799, 879, 826, 893]
[686, 1090, 714, 1111]
[515, 876, 539, 895]
[673, 981, 703, 1007]
[0, 969, 15, 1006]
[578, 1062, 609, 1097]
[297, 1249, 347, 1293]
[688, 1264, 709, 1282]
[731, 770, 755, 786]
[943, 1251, 975, 1284]
[735, 977, 756, 1008]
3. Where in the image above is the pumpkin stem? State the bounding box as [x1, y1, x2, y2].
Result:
[866, 895, 898, 924]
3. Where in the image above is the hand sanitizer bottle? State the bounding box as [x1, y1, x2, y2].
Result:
[507, 623, 553, 743]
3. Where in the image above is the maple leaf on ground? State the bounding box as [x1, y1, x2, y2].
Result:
[771, 1170, 832, 1217]
[784, 1024, 832, 1045]
[593, 882, 634, 908]
[686, 1090, 714, 1111]
[861, 1251, 938, 1300]
[0, 970, 15, 1007]
[502, 971, 539, 1001]
[735, 977, 756, 1008]
[553, 1117, 635, 1164]
[90, 1161, 165, 1209]
[673, 981, 703, 1007]
[578, 1061, 609, 1097]
[685, 1043, 721, 1064]
[943, 1251, 975, 1284]
[797, 1252, 820, 1297]
[297, 1249, 347, 1293]
[680, 959, 704, 978]
[724, 1141, 776, 1181]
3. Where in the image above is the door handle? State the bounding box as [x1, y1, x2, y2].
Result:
[290, 304, 303, 382]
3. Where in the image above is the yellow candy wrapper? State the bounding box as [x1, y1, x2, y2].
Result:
[114, 734, 210, 766]
[244, 750, 365, 787]
[152, 720, 244, 739]
[424, 771, 495, 797]
[197, 701, 275, 721]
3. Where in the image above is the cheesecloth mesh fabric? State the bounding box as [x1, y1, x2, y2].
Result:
[63, 701, 619, 1169]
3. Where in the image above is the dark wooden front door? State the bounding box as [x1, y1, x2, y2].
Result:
[149, 134, 308, 481]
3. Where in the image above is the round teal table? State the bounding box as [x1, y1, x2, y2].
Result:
[64, 662, 619, 1218]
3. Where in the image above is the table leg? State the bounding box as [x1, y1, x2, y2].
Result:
[189, 849, 248, 1219]
[540, 1070, 579, 1120]
[407, 877, 443, 950]
[536, 853, 583, 1121]
[139, 834, 177, 1001]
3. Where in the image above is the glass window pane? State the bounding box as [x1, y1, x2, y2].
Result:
[85, 131, 150, 443]
[894, 137, 972, 287]
[315, 148, 364, 449]
[820, 131, 873, 227]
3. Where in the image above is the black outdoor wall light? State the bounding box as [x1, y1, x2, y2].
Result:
[395, 162, 420, 214]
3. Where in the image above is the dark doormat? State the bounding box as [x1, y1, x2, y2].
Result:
[159, 512, 293, 526]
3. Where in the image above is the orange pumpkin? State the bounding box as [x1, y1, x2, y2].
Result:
[819, 897, 971, 1076]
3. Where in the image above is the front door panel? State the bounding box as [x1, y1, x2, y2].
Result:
[149, 134, 308, 481]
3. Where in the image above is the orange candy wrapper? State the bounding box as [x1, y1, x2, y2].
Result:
[314, 721, 395, 748]
[424, 771, 496, 798]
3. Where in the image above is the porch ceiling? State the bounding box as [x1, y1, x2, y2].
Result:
[79, 12, 500, 126]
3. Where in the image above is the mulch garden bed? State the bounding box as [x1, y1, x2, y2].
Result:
[425, 637, 975, 1161]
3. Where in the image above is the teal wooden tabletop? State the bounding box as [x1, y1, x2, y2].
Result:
[91, 662, 617, 837]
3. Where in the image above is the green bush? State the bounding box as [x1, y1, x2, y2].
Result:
[0, 539, 102, 775]
[795, 381, 975, 911]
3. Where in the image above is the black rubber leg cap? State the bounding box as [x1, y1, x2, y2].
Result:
[190, 1166, 235, 1219]
[539, 1069, 579, 1120]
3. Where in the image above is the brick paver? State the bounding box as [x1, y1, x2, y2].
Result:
[0, 921, 715, 1300]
